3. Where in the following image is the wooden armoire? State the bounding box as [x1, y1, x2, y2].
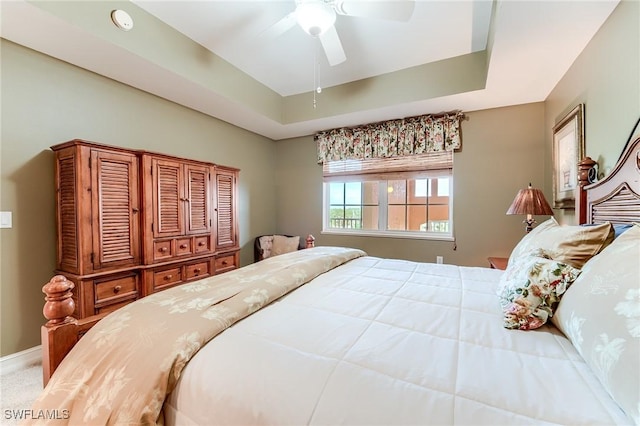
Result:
[52, 139, 239, 319]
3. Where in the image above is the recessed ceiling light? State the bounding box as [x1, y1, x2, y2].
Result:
[111, 9, 133, 31]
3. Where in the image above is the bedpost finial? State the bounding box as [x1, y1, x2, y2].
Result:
[42, 275, 76, 326]
[306, 234, 316, 249]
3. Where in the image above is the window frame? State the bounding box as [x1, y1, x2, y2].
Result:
[322, 172, 454, 241]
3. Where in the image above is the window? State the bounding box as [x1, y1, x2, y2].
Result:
[322, 153, 453, 240]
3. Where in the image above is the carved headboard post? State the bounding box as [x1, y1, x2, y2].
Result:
[577, 156, 597, 224]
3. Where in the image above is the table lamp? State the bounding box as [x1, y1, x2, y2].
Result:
[506, 183, 554, 233]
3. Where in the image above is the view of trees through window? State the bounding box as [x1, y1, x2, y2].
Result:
[327, 177, 451, 234]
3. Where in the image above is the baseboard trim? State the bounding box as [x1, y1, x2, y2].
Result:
[0, 346, 41, 376]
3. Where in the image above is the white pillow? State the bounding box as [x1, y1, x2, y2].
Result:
[552, 223, 640, 424]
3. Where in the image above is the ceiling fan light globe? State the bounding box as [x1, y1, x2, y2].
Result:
[295, 1, 336, 37]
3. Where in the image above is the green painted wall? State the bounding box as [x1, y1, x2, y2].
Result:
[0, 40, 277, 356]
[545, 0, 640, 224]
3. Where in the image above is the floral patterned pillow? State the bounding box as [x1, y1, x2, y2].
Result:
[498, 249, 582, 330]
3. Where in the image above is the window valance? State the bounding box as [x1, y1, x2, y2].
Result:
[316, 111, 465, 164]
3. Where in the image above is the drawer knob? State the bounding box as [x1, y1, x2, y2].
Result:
[160, 247, 168, 253]
[164, 275, 172, 280]
[198, 241, 205, 246]
[180, 244, 187, 249]
[194, 268, 201, 274]
[113, 285, 122, 294]
[221, 260, 228, 265]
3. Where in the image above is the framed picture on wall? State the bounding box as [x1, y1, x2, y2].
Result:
[552, 104, 585, 209]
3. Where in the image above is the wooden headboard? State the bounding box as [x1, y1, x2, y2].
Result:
[577, 136, 640, 225]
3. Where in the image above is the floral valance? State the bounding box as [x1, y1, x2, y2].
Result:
[316, 111, 465, 164]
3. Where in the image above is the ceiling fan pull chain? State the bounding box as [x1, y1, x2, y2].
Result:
[316, 42, 322, 95]
[313, 39, 319, 109]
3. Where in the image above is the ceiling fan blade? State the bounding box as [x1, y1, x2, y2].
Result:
[260, 12, 297, 40]
[334, 0, 415, 22]
[319, 26, 346, 66]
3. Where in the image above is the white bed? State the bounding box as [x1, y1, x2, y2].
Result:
[165, 255, 632, 425]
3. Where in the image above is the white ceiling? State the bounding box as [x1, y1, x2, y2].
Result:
[133, 0, 493, 96]
[0, 0, 620, 140]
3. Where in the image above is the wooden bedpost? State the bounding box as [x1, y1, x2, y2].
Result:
[41, 275, 78, 386]
[305, 234, 315, 249]
[577, 156, 597, 224]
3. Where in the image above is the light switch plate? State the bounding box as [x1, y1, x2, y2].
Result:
[0, 211, 12, 228]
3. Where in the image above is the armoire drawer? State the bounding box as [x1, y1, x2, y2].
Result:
[94, 274, 138, 304]
[215, 253, 238, 274]
[194, 236, 211, 254]
[153, 266, 183, 291]
[185, 261, 210, 280]
[176, 238, 192, 256]
[153, 240, 173, 261]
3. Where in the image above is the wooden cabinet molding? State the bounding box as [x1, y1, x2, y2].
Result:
[52, 139, 240, 318]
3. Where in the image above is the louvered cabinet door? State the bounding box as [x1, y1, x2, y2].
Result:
[54, 148, 80, 274]
[185, 164, 212, 235]
[91, 150, 141, 270]
[152, 158, 184, 238]
[214, 167, 238, 250]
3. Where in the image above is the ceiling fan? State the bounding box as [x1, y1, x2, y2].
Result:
[264, 0, 416, 66]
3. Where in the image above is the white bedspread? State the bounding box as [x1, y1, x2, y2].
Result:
[164, 256, 631, 425]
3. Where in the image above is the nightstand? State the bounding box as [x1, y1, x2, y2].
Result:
[488, 257, 508, 270]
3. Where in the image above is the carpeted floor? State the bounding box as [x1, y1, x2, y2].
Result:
[0, 364, 43, 425]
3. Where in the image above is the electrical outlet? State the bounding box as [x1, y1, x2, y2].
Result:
[436, 256, 443, 264]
